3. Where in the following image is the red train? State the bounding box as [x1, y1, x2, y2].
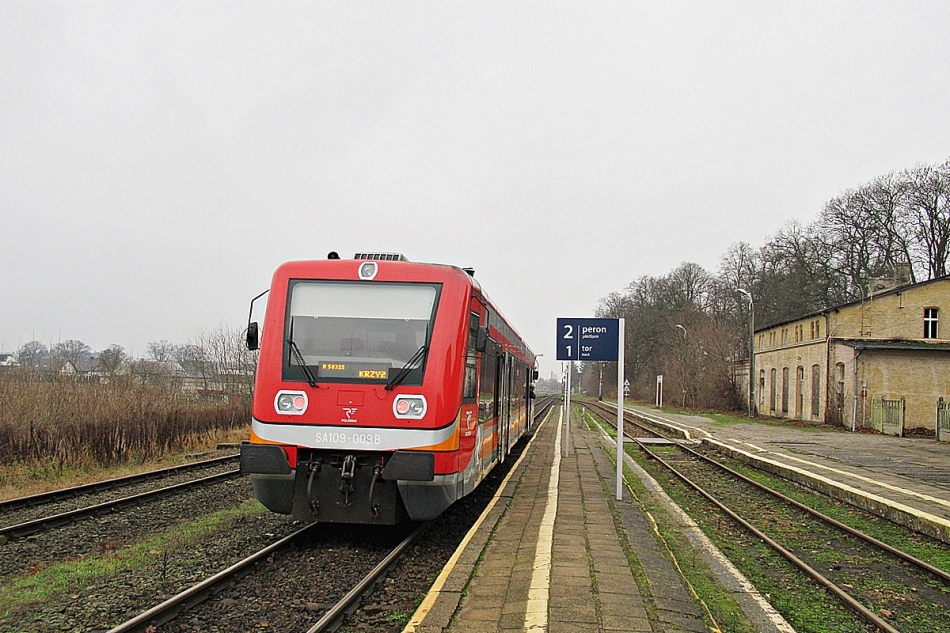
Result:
[240, 253, 537, 524]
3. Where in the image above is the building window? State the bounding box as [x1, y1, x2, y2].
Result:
[782, 368, 790, 415]
[816, 321, 821, 338]
[925, 308, 939, 339]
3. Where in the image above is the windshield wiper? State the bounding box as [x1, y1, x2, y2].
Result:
[385, 344, 428, 391]
[287, 338, 319, 388]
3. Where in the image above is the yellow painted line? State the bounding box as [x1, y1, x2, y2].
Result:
[731, 439, 950, 511]
[709, 438, 950, 532]
[401, 405, 556, 633]
[524, 407, 562, 633]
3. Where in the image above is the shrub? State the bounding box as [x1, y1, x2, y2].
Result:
[0, 370, 250, 470]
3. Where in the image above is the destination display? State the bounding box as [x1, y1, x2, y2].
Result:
[314, 362, 392, 380]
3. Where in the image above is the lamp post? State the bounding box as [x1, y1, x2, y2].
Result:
[675, 324, 687, 406]
[738, 288, 754, 418]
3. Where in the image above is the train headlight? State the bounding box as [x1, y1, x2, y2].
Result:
[393, 395, 427, 419]
[275, 390, 308, 415]
[358, 261, 378, 280]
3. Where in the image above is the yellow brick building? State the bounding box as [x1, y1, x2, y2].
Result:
[752, 275, 950, 433]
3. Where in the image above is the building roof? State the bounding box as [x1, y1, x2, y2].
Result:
[756, 273, 950, 334]
[835, 338, 950, 352]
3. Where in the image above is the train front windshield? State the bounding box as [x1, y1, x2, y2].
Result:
[283, 281, 440, 385]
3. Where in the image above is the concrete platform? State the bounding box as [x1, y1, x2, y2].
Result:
[623, 404, 950, 544]
[403, 405, 789, 633]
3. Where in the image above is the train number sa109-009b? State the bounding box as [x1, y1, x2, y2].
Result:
[314, 432, 383, 446]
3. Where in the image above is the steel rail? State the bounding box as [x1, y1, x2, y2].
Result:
[306, 521, 430, 633]
[670, 438, 950, 585]
[0, 453, 239, 513]
[583, 401, 905, 632]
[0, 469, 241, 540]
[108, 396, 555, 633]
[637, 439, 901, 633]
[590, 400, 950, 584]
[106, 522, 320, 633]
[307, 398, 554, 633]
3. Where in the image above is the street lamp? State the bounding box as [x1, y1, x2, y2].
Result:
[738, 288, 754, 418]
[674, 324, 687, 406]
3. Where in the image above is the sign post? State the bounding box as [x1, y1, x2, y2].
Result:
[557, 317, 625, 500]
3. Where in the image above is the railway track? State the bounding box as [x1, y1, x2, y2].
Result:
[0, 452, 238, 513]
[103, 396, 558, 633]
[106, 521, 426, 633]
[584, 400, 950, 633]
[0, 458, 241, 541]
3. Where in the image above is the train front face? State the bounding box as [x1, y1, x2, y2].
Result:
[242, 259, 471, 524]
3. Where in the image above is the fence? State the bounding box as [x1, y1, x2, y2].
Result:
[938, 398, 950, 442]
[870, 397, 905, 437]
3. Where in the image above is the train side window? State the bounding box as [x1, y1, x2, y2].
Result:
[463, 312, 479, 400]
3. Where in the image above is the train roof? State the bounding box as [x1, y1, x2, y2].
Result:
[271, 255, 535, 363]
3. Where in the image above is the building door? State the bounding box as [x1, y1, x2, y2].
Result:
[811, 365, 821, 420]
[796, 367, 805, 419]
[770, 369, 777, 413]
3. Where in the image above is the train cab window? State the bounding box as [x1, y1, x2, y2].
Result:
[283, 281, 440, 385]
[463, 313, 479, 399]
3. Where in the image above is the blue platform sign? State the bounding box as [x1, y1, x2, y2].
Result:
[556, 318, 619, 361]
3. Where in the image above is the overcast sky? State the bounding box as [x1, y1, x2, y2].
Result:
[3, 2, 949, 377]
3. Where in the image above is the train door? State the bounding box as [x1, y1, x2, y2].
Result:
[495, 353, 512, 463]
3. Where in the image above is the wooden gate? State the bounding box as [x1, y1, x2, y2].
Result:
[871, 397, 905, 436]
[938, 398, 950, 443]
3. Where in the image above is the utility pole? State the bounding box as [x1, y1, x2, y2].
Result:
[738, 288, 754, 418]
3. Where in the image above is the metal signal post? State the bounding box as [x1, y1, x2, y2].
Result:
[556, 317, 625, 500]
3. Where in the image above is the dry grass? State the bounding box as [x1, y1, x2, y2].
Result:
[0, 370, 251, 498]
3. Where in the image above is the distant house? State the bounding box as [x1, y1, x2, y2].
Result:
[0, 353, 17, 367]
[749, 272, 950, 434]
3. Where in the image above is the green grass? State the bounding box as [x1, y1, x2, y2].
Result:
[0, 500, 267, 616]
[712, 453, 950, 575]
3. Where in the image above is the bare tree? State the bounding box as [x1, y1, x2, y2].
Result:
[906, 161, 950, 279]
[147, 340, 177, 363]
[97, 344, 127, 377]
[175, 342, 214, 391]
[594, 156, 950, 412]
[16, 340, 48, 370]
[863, 172, 915, 282]
[51, 339, 92, 372]
[820, 187, 891, 292]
